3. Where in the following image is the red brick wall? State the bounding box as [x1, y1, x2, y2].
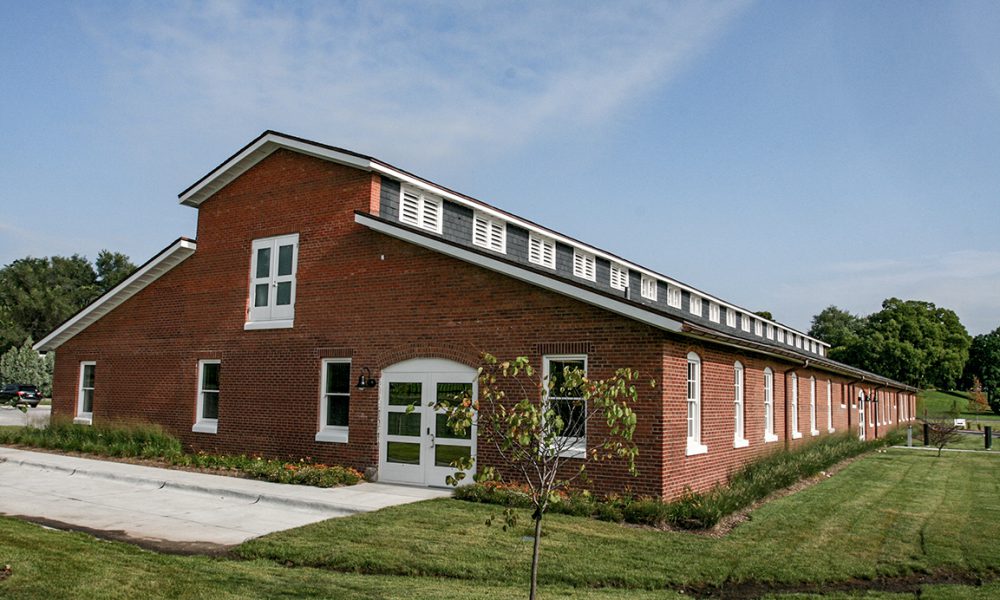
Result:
[50, 148, 913, 500]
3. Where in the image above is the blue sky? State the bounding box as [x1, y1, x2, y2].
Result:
[2, 1, 998, 335]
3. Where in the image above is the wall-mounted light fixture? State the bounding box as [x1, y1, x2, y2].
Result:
[356, 367, 377, 390]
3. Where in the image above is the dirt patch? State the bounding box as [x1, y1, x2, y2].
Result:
[11, 515, 234, 557]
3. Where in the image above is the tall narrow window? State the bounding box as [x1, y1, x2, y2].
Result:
[399, 186, 443, 233]
[194, 360, 220, 434]
[709, 302, 720, 323]
[755, 320, 763, 336]
[777, 329, 785, 343]
[809, 376, 818, 436]
[76, 361, 95, 424]
[544, 355, 587, 457]
[317, 359, 351, 443]
[791, 373, 801, 439]
[686, 353, 707, 455]
[472, 213, 506, 253]
[667, 285, 682, 308]
[641, 275, 658, 301]
[766, 324, 774, 340]
[764, 367, 776, 442]
[689, 295, 703, 317]
[528, 233, 556, 269]
[741, 315, 751, 333]
[572, 249, 596, 281]
[609, 262, 628, 291]
[247, 233, 298, 329]
[734, 362, 747, 447]
[827, 380, 835, 432]
[726, 308, 736, 327]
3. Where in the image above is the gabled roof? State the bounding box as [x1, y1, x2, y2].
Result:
[34, 238, 197, 352]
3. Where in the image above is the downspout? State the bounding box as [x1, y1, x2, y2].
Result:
[846, 379, 862, 435]
[872, 384, 884, 439]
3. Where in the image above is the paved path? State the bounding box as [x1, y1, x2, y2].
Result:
[0, 405, 50, 427]
[0, 447, 449, 551]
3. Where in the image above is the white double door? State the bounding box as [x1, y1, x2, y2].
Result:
[378, 359, 477, 487]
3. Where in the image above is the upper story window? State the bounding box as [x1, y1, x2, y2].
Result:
[193, 360, 220, 434]
[544, 355, 588, 457]
[766, 324, 774, 340]
[76, 361, 95, 425]
[796, 336, 803, 349]
[641, 275, 658, 301]
[247, 233, 298, 330]
[609, 262, 628, 291]
[726, 309, 736, 328]
[572, 249, 596, 281]
[400, 186, 443, 234]
[709, 302, 720, 323]
[777, 329, 786, 343]
[472, 213, 506, 253]
[690, 295, 703, 317]
[528, 233, 556, 269]
[819, 346, 826, 357]
[667, 285, 682, 308]
[754, 320, 763, 336]
[741, 314, 751, 333]
[317, 359, 351, 443]
[686, 352, 707, 455]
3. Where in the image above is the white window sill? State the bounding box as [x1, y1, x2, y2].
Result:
[733, 438, 750, 449]
[764, 433, 779, 443]
[828, 428, 836, 434]
[73, 416, 92, 425]
[244, 319, 294, 331]
[192, 421, 218, 434]
[811, 429, 820, 437]
[686, 441, 708, 456]
[315, 428, 349, 444]
[557, 441, 587, 459]
[791, 431, 803, 440]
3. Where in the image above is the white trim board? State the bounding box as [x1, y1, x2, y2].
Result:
[34, 239, 197, 352]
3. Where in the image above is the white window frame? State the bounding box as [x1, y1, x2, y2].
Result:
[609, 262, 628, 291]
[667, 285, 682, 308]
[819, 346, 826, 357]
[796, 336, 803, 349]
[641, 275, 658, 301]
[791, 373, 802, 439]
[399, 185, 443, 234]
[734, 362, 748, 448]
[726, 309, 736, 328]
[472, 212, 506, 254]
[686, 352, 707, 456]
[543, 354, 588, 458]
[690, 295, 703, 317]
[809, 376, 819, 436]
[709, 302, 720, 323]
[528, 233, 556, 269]
[193, 359, 220, 434]
[572, 249, 596, 281]
[316, 358, 351, 443]
[827, 379, 835, 433]
[754, 320, 763, 337]
[246, 233, 299, 330]
[75, 361, 95, 425]
[766, 324, 774, 340]
[741, 314, 751, 333]
[777, 329, 785, 343]
[764, 367, 777, 442]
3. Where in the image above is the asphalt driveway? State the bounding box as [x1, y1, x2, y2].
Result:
[0, 447, 449, 552]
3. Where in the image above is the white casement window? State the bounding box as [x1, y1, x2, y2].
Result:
[791, 373, 801, 439]
[796, 336, 803, 349]
[754, 320, 763, 336]
[809, 377, 819, 436]
[741, 315, 751, 333]
[734, 362, 748, 448]
[787, 332, 795, 346]
[690, 295, 703, 317]
[764, 368, 777, 442]
[709, 303, 720, 323]
[75, 361, 95, 425]
[641, 275, 658, 301]
[726, 309, 736, 327]
[686, 352, 707, 455]
[572, 249, 596, 281]
[472, 213, 506, 253]
[543, 355, 588, 457]
[193, 360, 220, 434]
[827, 380, 835, 432]
[766, 324, 774, 340]
[819, 346, 826, 357]
[247, 233, 299, 330]
[609, 262, 628, 291]
[316, 359, 351, 443]
[399, 186, 443, 234]
[667, 285, 682, 308]
[528, 233, 556, 269]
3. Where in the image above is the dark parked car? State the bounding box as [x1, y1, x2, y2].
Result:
[0, 384, 42, 407]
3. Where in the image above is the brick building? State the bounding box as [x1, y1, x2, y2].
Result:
[36, 131, 917, 498]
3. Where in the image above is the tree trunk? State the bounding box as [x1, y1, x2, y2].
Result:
[529, 511, 542, 600]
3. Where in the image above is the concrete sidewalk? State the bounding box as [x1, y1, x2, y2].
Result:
[0, 447, 449, 550]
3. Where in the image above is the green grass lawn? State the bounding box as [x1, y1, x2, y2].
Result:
[2, 449, 1000, 599]
[918, 389, 998, 422]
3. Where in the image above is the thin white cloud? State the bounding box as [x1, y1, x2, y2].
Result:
[82, 1, 749, 169]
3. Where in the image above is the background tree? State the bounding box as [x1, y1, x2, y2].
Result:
[808, 306, 864, 361]
[438, 354, 644, 600]
[754, 310, 774, 321]
[965, 327, 1000, 414]
[924, 417, 962, 457]
[0, 337, 54, 396]
[95, 250, 136, 292]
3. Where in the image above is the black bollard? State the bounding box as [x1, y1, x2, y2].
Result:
[986, 426, 993, 450]
[923, 422, 930, 446]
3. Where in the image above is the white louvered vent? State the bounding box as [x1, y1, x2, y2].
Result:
[640, 275, 657, 301]
[573, 250, 595, 281]
[398, 186, 443, 234]
[528, 233, 555, 269]
[609, 263, 628, 291]
[472, 213, 506, 253]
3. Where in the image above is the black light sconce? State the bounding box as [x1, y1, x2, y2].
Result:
[356, 367, 377, 390]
